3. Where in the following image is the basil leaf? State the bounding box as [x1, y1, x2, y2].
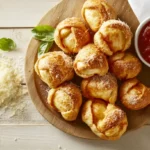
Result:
[0, 38, 16, 51]
[38, 41, 53, 57]
[32, 25, 55, 42]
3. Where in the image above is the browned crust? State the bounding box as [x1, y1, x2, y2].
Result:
[34, 51, 74, 88]
[94, 20, 133, 56]
[47, 82, 82, 121]
[73, 44, 109, 78]
[81, 0, 117, 32]
[81, 73, 118, 104]
[82, 99, 128, 140]
[54, 17, 90, 54]
[109, 52, 142, 80]
[120, 78, 150, 110]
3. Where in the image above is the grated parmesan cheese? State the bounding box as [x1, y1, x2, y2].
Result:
[0, 56, 22, 106]
[0, 54, 28, 120]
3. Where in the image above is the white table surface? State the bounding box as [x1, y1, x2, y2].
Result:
[0, 0, 150, 150]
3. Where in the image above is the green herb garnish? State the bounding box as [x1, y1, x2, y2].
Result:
[32, 25, 55, 42]
[32, 25, 55, 57]
[0, 38, 16, 51]
[38, 41, 53, 57]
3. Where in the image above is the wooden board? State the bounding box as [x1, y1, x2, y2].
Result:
[25, 0, 150, 139]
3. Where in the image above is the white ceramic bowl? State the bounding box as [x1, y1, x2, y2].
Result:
[134, 17, 150, 67]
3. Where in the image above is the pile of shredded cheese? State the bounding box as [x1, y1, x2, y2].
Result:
[0, 54, 28, 119]
[0, 56, 22, 106]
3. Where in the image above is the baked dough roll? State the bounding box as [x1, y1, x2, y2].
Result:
[82, 0, 117, 32]
[120, 78, 150, 110]
[73, 44, 108, 78]
[47, 82, 82, 121]
[54, 17, 90, 54]
[109, 52, 142, 80]
[34, 51, 74, 88]
[94, 20, 133, 56]
[82, 99, 128, 140]
[81, 73, 118, 104]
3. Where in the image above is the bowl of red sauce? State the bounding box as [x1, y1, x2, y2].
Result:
[135, 17, 150, 67]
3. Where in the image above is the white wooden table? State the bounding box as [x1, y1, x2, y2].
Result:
[0, 0, 150, 149]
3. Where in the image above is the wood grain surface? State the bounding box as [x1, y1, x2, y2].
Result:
[25, 0, 150, 139]
[1, 125, 150, 150]
[0, 0, 60, 27]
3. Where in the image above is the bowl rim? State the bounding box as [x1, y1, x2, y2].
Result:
[134, 17, 150, 67]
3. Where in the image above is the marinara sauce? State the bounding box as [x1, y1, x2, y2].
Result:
[138, 21, 150, 63]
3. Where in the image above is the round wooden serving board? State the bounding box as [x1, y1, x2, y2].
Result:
[25, 0, 150, 139]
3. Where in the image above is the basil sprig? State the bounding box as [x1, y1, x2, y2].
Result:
[0, 38, 16, 51]
[32, 25, 55, 42]
[32, 25, 55, 57]
[38, 41, 53, 57]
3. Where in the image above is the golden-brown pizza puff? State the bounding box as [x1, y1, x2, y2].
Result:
[73, 44, 108, 78]
[54, 17, 90, 54]
[82, 0, 117, 32]
[81, 73, 118, 104]
[82, 99, 128, 140]
[47, 82, 82, 121]
[120, 78, 150, 110]
[109, 52, 142, 80]
[94, 20, 133, 56]
[34, 51, 74, 88]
